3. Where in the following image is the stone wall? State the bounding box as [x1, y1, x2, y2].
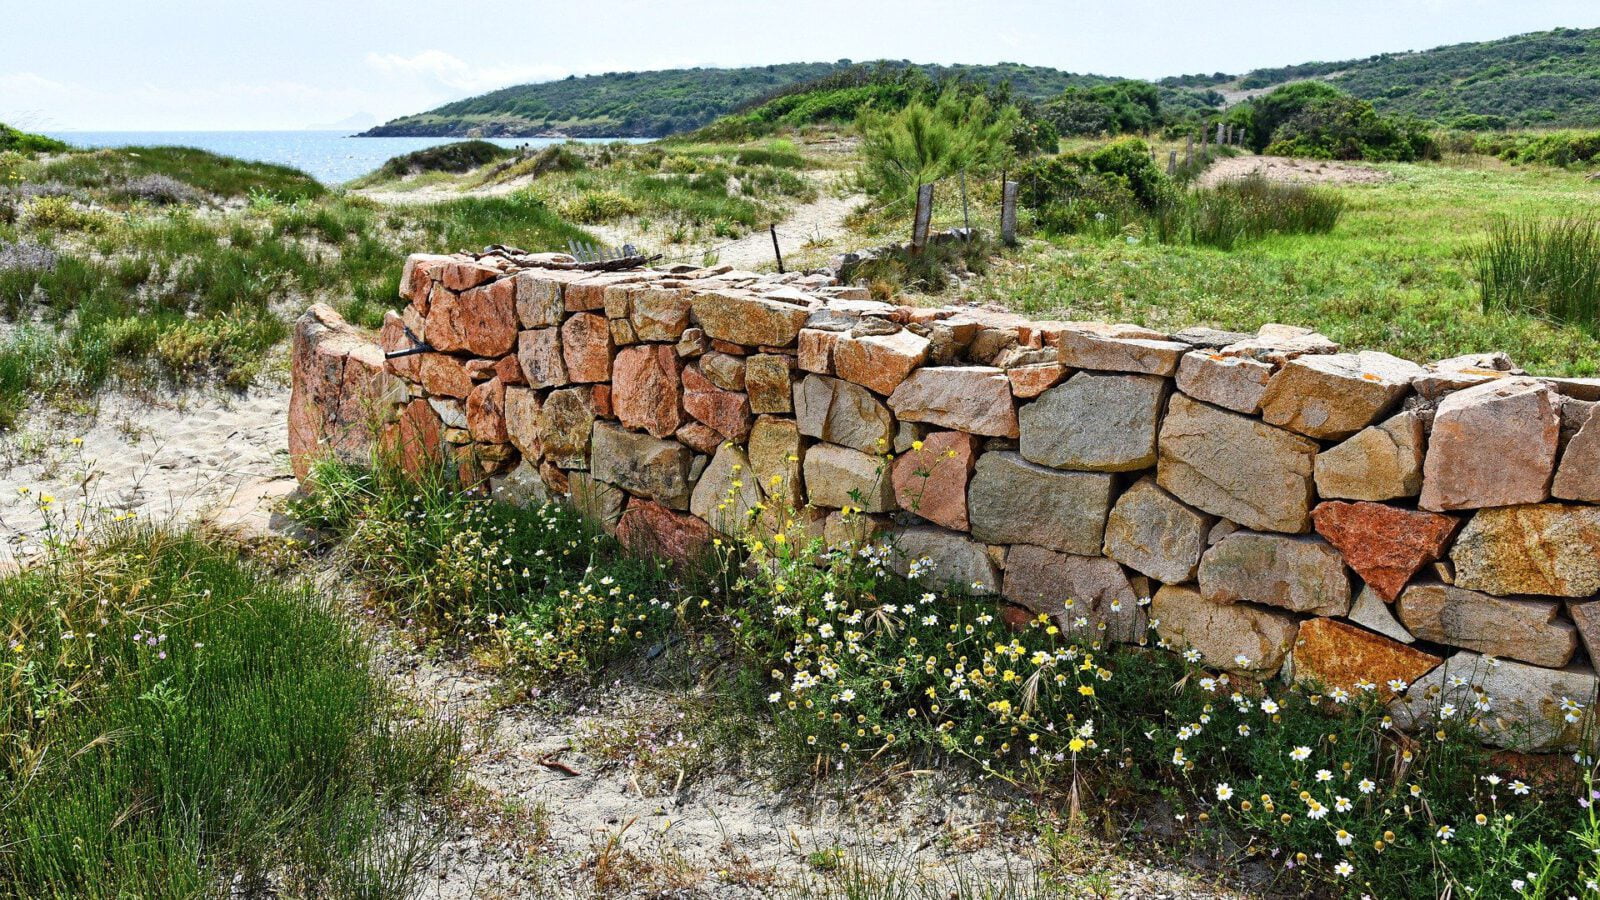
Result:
[290, 250, 1600, 752]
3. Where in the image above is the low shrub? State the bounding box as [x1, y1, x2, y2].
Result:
[1479, 215, 1600, 335]
[291, 459, 695, 676]
[557, 188, 642, 223]
[378, 140, 515, 179]
[111, 172, 197, 205]
[0, 524, 460, 896]
[0, 122, 68, 154]
[21, 195, 111, 232]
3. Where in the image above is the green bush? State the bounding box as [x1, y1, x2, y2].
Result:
[0, 526, 460, 897]
[378, 140, 514, 179]
[1019, 138, 1172, 234]
[558, 188, 642, 223]
[1236, 83, 1434, 162]
[0, 122, 68, 154]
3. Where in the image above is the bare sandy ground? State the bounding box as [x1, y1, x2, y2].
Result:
[370, 622, 1256, 899]
[0, 379, 296, 560]
[1196, 154, 1390, 189]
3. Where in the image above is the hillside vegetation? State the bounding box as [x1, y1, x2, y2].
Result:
[365, 61, 1137, 138]
[368, 27, 1600, 139]
[1166, 26, 1600, 129]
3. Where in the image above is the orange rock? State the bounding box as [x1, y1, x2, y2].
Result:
[590, 384, 613, 418]
[682, 365, 751, 442]
[288, 304, 390, 480]
[1292, 617, 1442, 702]
[419, 353, 472, 399]
[516, 327, 568, 388]
[383, 398, 444, 476]
[379, 310, 420, 381]
[833, 330, 930, 395]
[466, 377, 509, 444]
[798, 328, 839, 374]
[1312, 501, 1458, 601]
[426, 276, 517, 356]
[1006, 363, 1067, 398]
[439, 258, 500, 292]
[613, 344, 684, 438]
[400, 253, 452, 306]
[616, 498, 713, 566]
[560, 312, 613, 383]
[676, 421, 723, 455]
[494, 354, 525, 385]
[890, 431, 978, 531]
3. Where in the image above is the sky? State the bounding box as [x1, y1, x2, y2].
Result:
[5, 0, 1599, 131]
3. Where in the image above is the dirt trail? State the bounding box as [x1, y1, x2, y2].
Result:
[1196, 154, 1390, 189]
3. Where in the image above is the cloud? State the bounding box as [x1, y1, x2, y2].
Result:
[363, 50, 571, 93]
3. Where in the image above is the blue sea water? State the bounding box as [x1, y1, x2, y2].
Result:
[42, 131, 649, 185]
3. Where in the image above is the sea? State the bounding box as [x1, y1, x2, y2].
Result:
[41, 131, 650, 185]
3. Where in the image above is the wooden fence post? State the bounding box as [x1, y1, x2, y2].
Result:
[1001, 180, 1018, 246]
[1167, 150, 1177, 175]
[769, 224, 784, 274]
[1216, 121, 1225, 145]
[959, 169, 970, 232]
[1185, 134, 1193, 167]
[911, 182, 934, 254]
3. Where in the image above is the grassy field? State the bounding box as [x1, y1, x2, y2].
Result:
[956, 158, 1600, 375]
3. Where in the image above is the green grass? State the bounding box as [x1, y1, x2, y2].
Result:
[1479, 215, 1600, 336]
[0, 525, 460, 898]
[1153, 175, 1346, 250]
[978, 159, 1600, 375]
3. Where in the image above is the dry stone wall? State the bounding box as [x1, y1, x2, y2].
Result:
[290, 250, 1600, 753]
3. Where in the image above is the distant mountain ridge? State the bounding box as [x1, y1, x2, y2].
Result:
[361, 26, 1600, 138]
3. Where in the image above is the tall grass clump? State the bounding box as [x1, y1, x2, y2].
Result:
[1478, 215, 1600, 335]
[0, 522, 461, 898]
[1153, 175, 1346, 250]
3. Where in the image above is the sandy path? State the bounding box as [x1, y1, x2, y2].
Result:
[1196, 154, 1390, 189]
[369, 628, 1256, 899]
[0, 380, 296, 559]
[696, 188, 863, 271]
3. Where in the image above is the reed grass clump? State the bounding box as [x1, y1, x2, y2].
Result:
[1154, 175, 1346, 250]
[1478, 215, 1600, 335]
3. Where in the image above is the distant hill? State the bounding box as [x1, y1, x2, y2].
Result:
[1162, 26, 1600, 128]
[360, 61, 1120, 138]
[364, 26, 1600, 139]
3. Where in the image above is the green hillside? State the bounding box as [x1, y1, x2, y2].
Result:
[365, 26, 1600, 139]
[1164, 26, 1600, 128]
[361, 61, 1121, 138]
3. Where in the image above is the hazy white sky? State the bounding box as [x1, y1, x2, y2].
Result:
[5, 0, 1598, 131]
